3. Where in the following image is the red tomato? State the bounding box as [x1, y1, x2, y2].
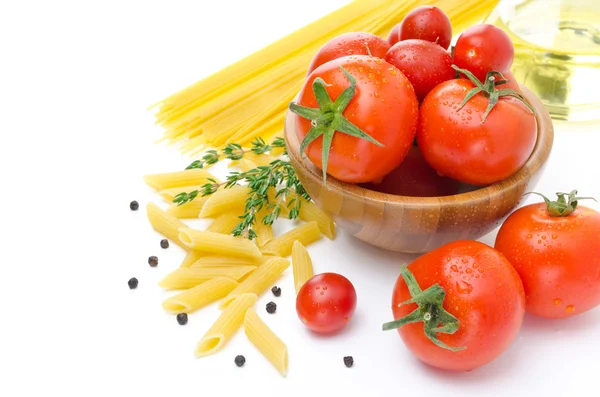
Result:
[307, 32, 391, 75]
[495, 70, 521, 93]
[417, 78, 537, 186]
[385, 39, 455, 101]
[385, 241, 525, 371]
[296, 273, 357, 333]
[360, 146, 460, 197]
[454, 24, 514, 83]
[495, 191, 600, 319]
[292, 55, 419, 183]
[388, 6, 452, 49]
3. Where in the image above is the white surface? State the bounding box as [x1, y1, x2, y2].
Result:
[1, 1, 600, 396]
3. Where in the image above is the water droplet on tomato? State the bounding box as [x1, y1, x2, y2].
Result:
[552, 234, 558, 239]
[542, 235, 547, 240]
[566, 305, 575, 313]
[553, 298, 562, 305]
[456, 280, 473, 294]
[466, 268, 472, 274]
[450, 265, 459, 272]
[526, 234, 532, 239]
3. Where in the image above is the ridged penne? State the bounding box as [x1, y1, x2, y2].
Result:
[195, 293, 258, 357]
[254, 219, 274, 248]
[162, 277, 239, 314]
[180, 251, 204, 268]
[237, 159, 258, 172]
[159, 185, 203, 202]
[261, 221, 321, 257]
[244, 308, 288, 376]
[179, 228, 262, 260]
[166, 197, 208, 219]
[286, 194, 335, 239]
[146, 203, 188, 249]
[191, 255, 260, 267]
[144, 169, 217, 191]
[292, 241, 314, 293]
[199, 186, 249, 218]
[159, 266, 256, 290]
[219, 257, 290, 309]
[206, 212, 241, 235]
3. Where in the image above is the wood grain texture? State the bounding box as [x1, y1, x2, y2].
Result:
[284, 85, 554, 253]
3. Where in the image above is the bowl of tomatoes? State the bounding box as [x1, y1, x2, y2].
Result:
[284, 7, 554, 253]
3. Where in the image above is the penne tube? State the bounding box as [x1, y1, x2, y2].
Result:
[159, 185, 203, 202]
[254, 220, 274, 248]
[261, 221, 321, 257]
[162, 277, 239, 314]
[206, 212, 241, 235]
[287, 194, 335, 239]
[195, 293, 258, 357]
[159, 266, 256, 290]
[244, 309, 288, 376]
[144, 169, 217, 191]
[178, 228, 262, 260]
[191, 255, 260, 267]
[219, 257, 290, 309]
[166, 197, 208, 219]
[146, 203, 188, 249]
[180, 251, 205, 268]
[199, 185, 249, 218]
[292, 241, 314, 293]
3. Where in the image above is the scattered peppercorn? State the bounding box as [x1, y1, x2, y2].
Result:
[271, 286, 281, 297]
[234, 355, 246, 367]
[130, 201, 139, 211]
[266, 301, 277, 314]
[344, 356, 354, 368]
[160, 239, 169, 249]
[148, 256, 158, 267]
[176, 313, 188, 325]
[128, 278, 138, 289]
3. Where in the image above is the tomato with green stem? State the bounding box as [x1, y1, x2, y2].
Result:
[495, 190, 600, 319]
[290, 55, 419, 184]
[383, 240, 525, 371]
[387, 6, 452, 50]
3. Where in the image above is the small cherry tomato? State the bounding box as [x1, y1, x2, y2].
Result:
[296, 273, 357, 334]
[388, 6, 452, 49]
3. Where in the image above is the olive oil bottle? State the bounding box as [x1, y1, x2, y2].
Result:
[485, 0, 600, 121]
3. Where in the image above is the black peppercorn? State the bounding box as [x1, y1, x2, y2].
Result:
[234, 355, 246, 367]
[148, 256, 158, 267]
[130, 201, 139, 211]
[128, 278, 138, 289]
[266, 301, 277, 314]
[271, 286, 281, 297]
[344, 356, 354, 368]
[176, 313, 188, 325]
[160, 239, 169, 249]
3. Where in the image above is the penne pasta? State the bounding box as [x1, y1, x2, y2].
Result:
[261, 221, 321, 257]
[219, 257, 290, 309]
[237, 159, 258, 172]
[159, 185, 203, 202]
[195, 293, 258, 357]
[178, 228, 263, 260]
[244, 308, 288, 376]
[162, 277, 239, 314]
[144, 169, 217, 191]
[287, 194, 335, 239]
[254, 220, 274, 248]
[166, 196, 208, 219]
[180, 251, 204, 268]
[146, 203, 188, 249]
[206, 212, 241, 235]
[159, 266, 256, 290]
[292, 241, 314, 293]
[199, 185, 248, 218]
[191, 255, 260, 267]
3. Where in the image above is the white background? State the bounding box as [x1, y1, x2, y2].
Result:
[1, 1, 600, 396]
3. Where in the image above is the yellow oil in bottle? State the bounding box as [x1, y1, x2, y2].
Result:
[485, 0, 600, 121]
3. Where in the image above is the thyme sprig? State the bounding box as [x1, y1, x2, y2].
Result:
[185, 137, 284, 169]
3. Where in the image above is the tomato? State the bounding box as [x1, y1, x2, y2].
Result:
[291, 55, 419, 183]
[296, 273, 357, 333]
[385, 39, 455, 101]
[454, 24, 514, 83]
[495, 70, 521, 93]
[383, 241, 525, 371]
[360, 146, 460, 197]
[495, 191, 600, 319]
[307, 32, 391, 75]
[388, 6, 452, 50]
[417, 77, 537, 186]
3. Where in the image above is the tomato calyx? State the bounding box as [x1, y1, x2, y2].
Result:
[526, 190, 596, 217]
[382, 266, 466, 352]
[289, 67, 384, 184]
[452, 65, 535, 124]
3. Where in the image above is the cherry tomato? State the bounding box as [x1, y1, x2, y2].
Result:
[296, 273, 357, 333]
[360, 146, 460, 197]
[385, 240, 525, 371]
[454, 24, 514, 83]
[388, 6, 452, 50]
[495, 191, 600, 319]
[417, 78, 537, 186]
[308, 32, 391, 75]
[292, 55, 419, 183]
[385, 39, 455, 101]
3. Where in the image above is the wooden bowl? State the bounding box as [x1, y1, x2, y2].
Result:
[284, 85, 554, 253]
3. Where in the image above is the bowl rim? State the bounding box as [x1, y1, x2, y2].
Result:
[285, 84, 554, 207]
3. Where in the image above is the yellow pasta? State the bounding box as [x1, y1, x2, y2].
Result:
[199, 185, 248, 218]
[144, 169, 216, 191]
[297, 199, 335, 240]
[292, 241, 314, 293]
[244, 309, 288, 376]
[166, 197, 208, 219]
[146, 203, 188, 249]
[195, 293, 258, 357]
[180, 251, 204, 268]
[159, 266, 256, 290]
[261, 221, 321, 257]
[219, 257, 290, 309]
[162, 277, 239, 314]
[191, 255, 260, 267]
[159, 185, 203, 202]
[178, 228, 263, 260]
[254, 220, 274, 248]
[206, 212, 241, 234]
